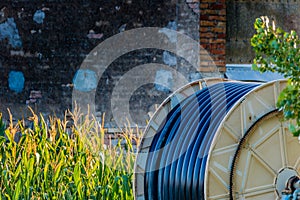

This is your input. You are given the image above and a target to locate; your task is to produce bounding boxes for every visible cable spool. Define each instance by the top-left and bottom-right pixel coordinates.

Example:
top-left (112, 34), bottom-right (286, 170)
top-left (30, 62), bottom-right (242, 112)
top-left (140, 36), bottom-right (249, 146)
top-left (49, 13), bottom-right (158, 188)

top-left (134, 79), bottom-right (300, 200)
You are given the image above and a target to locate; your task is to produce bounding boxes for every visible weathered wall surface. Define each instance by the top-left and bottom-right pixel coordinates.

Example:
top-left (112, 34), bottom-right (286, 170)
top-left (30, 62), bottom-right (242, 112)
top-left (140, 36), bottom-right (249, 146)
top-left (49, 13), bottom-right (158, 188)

top-left (226, 0), bottom-right (300, 64)
top-left (3, 0), bottom-right (299, 127)
top-left (0, 0), bottom-right (202, 127)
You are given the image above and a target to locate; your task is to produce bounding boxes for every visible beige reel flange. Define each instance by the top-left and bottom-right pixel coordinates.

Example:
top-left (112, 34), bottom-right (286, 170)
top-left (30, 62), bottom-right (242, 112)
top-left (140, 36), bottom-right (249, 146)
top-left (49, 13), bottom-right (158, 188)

top-left (205, 80), bottom-right (300, 199)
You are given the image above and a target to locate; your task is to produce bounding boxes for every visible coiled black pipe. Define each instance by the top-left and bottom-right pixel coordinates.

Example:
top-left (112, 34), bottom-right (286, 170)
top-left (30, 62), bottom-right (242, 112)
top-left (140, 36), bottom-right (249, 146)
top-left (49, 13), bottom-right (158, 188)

top-left (145, 82), bottom-right (260, 200)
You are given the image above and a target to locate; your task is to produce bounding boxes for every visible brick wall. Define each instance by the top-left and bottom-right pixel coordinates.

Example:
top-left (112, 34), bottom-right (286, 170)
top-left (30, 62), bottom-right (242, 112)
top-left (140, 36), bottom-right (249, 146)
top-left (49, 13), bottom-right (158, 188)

top-left (0, 0), bottom-right (203, 128)
top-left (199, 0), bottom-right (226, 72)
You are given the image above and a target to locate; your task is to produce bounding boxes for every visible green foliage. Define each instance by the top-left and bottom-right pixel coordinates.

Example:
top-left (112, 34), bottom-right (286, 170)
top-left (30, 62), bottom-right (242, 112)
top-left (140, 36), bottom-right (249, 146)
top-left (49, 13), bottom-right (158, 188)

top-left (0, 109), bottom-right (140, 199)
top-left (0, 114), bottom-right (5, 137)
top-left (251, 16), bottom-right (300, 136)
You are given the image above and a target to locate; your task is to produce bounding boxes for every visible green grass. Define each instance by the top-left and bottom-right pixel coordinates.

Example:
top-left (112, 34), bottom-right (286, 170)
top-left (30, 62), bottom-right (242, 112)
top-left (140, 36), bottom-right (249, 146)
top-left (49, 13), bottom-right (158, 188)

top-left (0, 108), bottom-right (141, 200)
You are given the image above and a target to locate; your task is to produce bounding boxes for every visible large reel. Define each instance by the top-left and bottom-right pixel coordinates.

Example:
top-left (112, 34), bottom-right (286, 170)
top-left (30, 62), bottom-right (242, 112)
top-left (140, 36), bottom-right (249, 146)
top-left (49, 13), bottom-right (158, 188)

top-left (134, 79), bottom-right (300, 200)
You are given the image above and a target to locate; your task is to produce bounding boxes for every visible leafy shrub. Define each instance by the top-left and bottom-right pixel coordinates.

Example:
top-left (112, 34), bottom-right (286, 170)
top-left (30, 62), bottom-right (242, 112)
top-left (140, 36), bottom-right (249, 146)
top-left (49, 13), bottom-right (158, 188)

top-left (251, 16), bottom-right (300, 136)
top-left (0, 108), bottom-right (140, 199)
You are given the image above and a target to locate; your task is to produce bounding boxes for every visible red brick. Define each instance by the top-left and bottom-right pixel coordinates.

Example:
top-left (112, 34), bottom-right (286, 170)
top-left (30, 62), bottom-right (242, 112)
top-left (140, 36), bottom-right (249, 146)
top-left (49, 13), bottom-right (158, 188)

top-left (200, 3), bottom-right (209, 9)
top-left (210, 44), bottom-right (219, 49)
top-left (211, 27), bottom-right (225, 33)
top-left (199, 0), bottom-right (226, 72)
top-left (210, 3), bottom-right (225, 10)
top-left (218, 33), bottom-right (226, 39)
top-left (200, 27), bottom-right (210, 32)
top-left (200, 14), bottom-right (209, 20)
top-left (201, 32), bottom-right (215, 38)
top-left (212, 60), bottom-right (226, 66)
top-left (200, 43), bottom-right (211, 49)
top-left (209, 38), bottom-right (226, 44)
top-left (200, 54), bottom-right (214, 61)
top-left (214, 55), bottom-right (226, 61)
top-left (219, 9), bottom-right (226, 15)
top-left (217, 22), bottom-right (226, 27)
top-left (200, 39), bottom-right (226, 49)
top-left (201, 0), bottom-right (218, 3)
top-left (219, 67), bottom-right (226, 72)
top-left (200, 48), bottom-right (209, 53)
top-left (200, 20), bottom-right (216, 27)
top-left (216, 44), bottom-right (226, 49)
top-left (200, 9), bottom-right (219, 15)
top-left (199, 61), bottom-right (213, 66)
top-left (210, 49), bottom-right (225, 55)
top-left (200, 38), bottom-right (210, 43)
top-left (209, 15), bottom-right (226, 21)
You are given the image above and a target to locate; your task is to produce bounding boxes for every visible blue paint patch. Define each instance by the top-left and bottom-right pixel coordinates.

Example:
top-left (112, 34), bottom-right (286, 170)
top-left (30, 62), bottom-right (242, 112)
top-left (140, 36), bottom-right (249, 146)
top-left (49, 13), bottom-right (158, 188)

top-left (189, 72), bottom-right (202, 82)
top-left (0, 18), bottom-right (22, 48)
top-left (155, 70), bottom-right (173, 92)
top-left (8, 71), bottom-right (25, 93)
top-left (158, 21), bottom-right (177, 43)
top-left (73, 69), bottom-right (98, 92)
top-left (163, 51), bottom-right (177, 66)
top-left (166, 21), bottom-right (177, 30)
top-left (33, 10), bottom-right (45, 24)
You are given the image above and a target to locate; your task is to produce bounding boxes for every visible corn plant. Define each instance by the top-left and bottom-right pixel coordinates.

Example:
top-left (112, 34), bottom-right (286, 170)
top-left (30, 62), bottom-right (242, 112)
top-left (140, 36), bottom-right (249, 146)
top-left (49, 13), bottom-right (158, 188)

top-left (0, 108), bottom-right (141, 199)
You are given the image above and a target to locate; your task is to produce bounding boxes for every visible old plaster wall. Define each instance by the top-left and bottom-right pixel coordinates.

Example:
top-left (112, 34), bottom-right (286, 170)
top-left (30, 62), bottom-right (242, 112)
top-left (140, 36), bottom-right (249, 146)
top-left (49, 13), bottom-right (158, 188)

top-left (0, 0), bottom-right (201, 127)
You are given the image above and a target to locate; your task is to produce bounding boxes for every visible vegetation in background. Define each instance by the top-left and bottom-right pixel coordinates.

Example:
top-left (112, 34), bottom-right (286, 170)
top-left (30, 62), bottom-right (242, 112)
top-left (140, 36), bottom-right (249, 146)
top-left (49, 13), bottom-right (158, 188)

top-left (0, 107), bottom-right (141, 199)
top-left (251, 16), bottom-right (300, 136)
